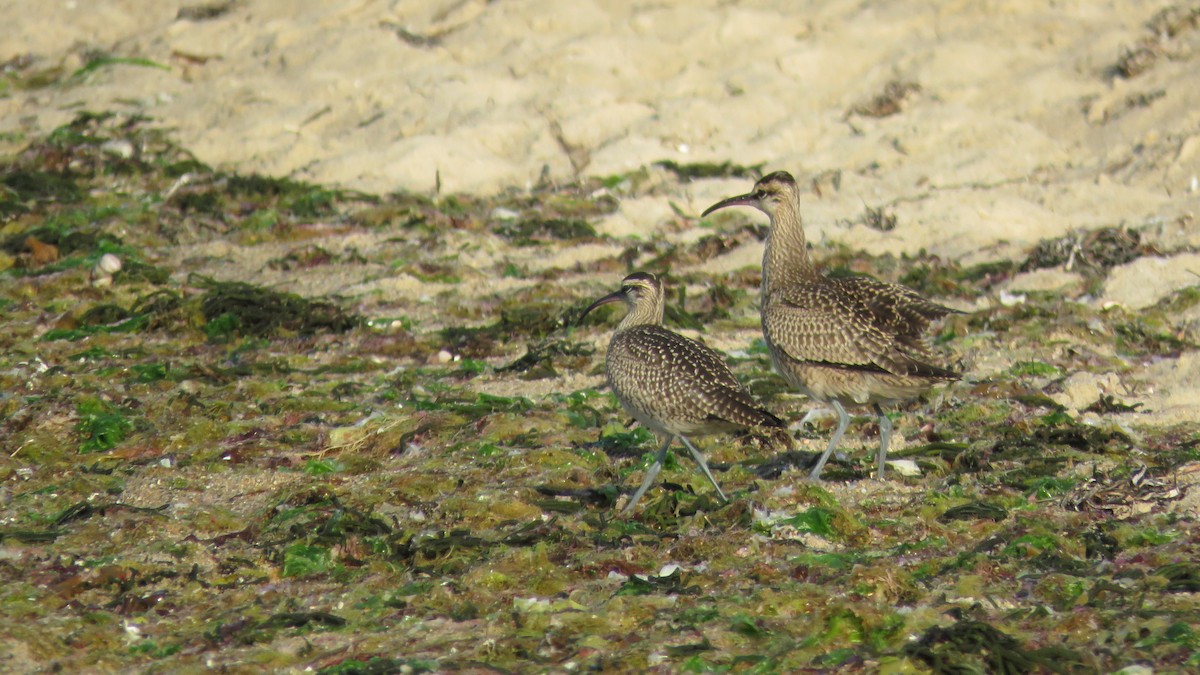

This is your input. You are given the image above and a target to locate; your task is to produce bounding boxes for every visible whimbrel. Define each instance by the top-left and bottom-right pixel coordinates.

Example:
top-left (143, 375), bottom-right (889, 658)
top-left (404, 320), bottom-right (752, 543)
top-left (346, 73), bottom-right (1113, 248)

top-left (702, 171), bottom-right (960, 480)
top-left (580, 272), bottom-right (788, 514)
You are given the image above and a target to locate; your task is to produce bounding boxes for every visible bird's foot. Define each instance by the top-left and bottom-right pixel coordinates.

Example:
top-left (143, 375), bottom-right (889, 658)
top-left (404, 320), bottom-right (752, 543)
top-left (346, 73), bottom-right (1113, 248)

top-left (794, 406), bottom-right (836, 428)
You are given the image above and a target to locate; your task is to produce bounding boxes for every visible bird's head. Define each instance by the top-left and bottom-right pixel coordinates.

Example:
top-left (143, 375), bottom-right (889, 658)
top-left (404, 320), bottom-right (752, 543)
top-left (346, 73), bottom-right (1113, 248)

top-left (579, 272), bottom-right (663, 324)
top-left (701, 171), bottom-right (798, 219)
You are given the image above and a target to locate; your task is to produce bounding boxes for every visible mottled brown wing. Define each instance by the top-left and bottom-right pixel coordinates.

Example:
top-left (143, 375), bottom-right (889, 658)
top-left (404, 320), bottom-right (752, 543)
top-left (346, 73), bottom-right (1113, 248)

top-left (765, 281), bottom-right (956, 378)
top-left (834, 275), bottom-right (960, 338)
top-left (834, 275), bottom-right (964, 362)
top-left (611, 326), bottom-right (784, 428)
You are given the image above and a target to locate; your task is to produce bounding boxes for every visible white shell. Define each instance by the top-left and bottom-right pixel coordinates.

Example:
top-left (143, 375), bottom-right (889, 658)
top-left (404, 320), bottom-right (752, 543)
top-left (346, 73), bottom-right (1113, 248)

top-left (95, 253), bottom-right (122, 275)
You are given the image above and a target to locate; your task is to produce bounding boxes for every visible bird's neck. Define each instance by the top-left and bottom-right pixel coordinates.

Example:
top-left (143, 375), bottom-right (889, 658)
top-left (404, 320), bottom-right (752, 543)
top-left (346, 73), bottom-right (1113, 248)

top-left (762, 202), bottom-right (817, 299)
top-left (618, 301), bottom-right (664, 331)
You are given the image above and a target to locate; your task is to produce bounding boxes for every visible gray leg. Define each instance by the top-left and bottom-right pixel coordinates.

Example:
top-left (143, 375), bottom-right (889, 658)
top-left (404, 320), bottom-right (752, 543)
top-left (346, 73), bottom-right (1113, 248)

top-left (678, 436), bottom-right (728, 504)
top-left (809, 399), bottom-right (850, 481)
top-left (874, 403), bottom-right (891, 480)
top-left (620, 435), bottom-right (673, 516)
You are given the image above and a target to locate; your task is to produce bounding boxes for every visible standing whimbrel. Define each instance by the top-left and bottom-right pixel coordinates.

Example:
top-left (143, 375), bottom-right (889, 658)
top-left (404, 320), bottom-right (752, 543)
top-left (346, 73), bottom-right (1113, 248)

top-left (580, 272), bottom-right (788, 514)
top-left (702, 171), bottom-right (961, 480)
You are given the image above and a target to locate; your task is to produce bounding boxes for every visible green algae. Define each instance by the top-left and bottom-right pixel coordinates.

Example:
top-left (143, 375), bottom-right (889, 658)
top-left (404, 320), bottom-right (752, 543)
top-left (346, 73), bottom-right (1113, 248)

top-left (904, 620), bottom-right (1086, 674)
top-left (938, 501), bottom-right (1008, 522)
top-left (653, 159), bottom-right (764, 180)
top-left (75, 397), bottom-right (135, 453)
top-left (193, 275), bottom-right (361, 339)
top-left (68, 55), bottom-right (170, 84)
top-left (1022, 226), bottom-right (1147, 274)
top-left (496, 216), bottom-right (597, 246)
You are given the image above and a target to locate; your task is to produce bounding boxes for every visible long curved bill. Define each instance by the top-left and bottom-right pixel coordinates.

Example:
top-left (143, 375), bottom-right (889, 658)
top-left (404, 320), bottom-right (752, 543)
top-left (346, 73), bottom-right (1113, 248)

top-left (701, 192), bottom-right (757, 217)
top-left (578, 289), bottom-right (626, 325)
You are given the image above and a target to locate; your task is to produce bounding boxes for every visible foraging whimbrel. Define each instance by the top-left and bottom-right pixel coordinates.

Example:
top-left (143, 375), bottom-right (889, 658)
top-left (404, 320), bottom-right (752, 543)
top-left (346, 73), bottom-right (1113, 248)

top-left (580, 272), bottom-right (788, 514)
top-left (702, 171), bottom-right (960, 480)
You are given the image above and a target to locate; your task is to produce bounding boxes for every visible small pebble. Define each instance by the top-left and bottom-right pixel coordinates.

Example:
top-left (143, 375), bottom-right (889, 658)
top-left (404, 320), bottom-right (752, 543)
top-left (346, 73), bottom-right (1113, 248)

top-left (887, 459), bottom-right (922, 477)
top-left (101, 139), bottom-right (135, 159)
top-left (998, 290), bottom-right (1026, 307)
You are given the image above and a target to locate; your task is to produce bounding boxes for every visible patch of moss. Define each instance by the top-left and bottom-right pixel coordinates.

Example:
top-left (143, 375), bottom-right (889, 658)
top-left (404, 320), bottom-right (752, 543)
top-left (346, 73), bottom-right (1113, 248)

top-left (193, 274), bottom-right (361, 339)
top-left (495, 217), bottom-right (597, 246)
top-left (938, 501), bottom-right (1008, 522)
top-left (904, 620), bottom-right (1085, 673)
top-left (899, 257), bottom-right (1018, 299)
top-left (1008, 360), bottom-right (1064, 378)
top-left (0, 170), bottom-right (85, 219)
top-left (225, 174), bottom-right (360, 218)
top-left (1022, 226), bottom-right (1147, 274)
top-left (498, 337), bottom-right (596, 380)
top-left (75, 397), bottom-right (135, 453)
top-left (68, 54), bottom-right (169, 84)
top-left (653, 159), bottom-right (763, 180)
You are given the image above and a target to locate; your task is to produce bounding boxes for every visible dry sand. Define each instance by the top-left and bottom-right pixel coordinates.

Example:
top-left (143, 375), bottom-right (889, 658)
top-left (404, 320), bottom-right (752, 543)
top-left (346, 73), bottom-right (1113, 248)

top-left (3, 0), bottom-right (1200, 422)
